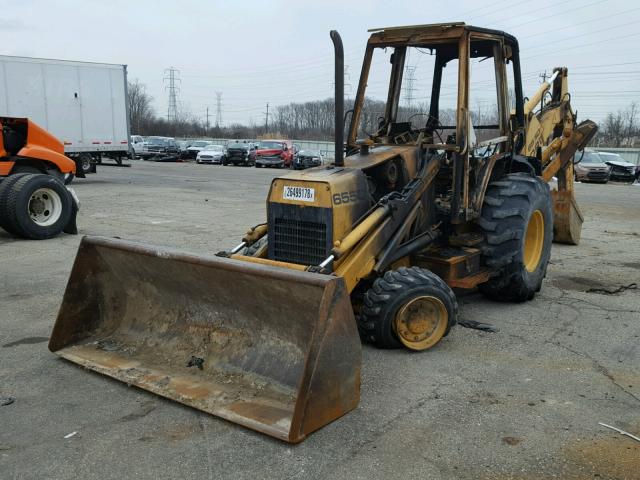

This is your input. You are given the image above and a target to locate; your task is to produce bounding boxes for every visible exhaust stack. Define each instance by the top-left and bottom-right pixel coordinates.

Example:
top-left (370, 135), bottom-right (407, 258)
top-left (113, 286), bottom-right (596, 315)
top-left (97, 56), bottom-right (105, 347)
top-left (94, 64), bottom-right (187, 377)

top-left (330, 30), bottom-right (344, 167)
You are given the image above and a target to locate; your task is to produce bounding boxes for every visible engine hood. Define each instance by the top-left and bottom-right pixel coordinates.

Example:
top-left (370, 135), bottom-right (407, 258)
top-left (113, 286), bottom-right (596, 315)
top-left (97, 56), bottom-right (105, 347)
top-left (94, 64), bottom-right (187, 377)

top-left (577, 162), bottom-right (609, 169)
top-left (605, 160), bottom-right (635, 168)
top-left (257, 148), bottom-right (283, 156)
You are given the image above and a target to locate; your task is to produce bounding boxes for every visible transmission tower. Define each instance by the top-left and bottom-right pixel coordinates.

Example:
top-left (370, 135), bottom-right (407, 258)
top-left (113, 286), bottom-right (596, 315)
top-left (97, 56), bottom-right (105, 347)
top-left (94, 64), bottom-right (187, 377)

top-left (403, 65), bottom-right (417, 110)
top-left (215, 91), bottom-right (223, 127)
top-left (331, 64), bottom-right (352, 96)
top-left (163, 67), bottom-right (181, 122)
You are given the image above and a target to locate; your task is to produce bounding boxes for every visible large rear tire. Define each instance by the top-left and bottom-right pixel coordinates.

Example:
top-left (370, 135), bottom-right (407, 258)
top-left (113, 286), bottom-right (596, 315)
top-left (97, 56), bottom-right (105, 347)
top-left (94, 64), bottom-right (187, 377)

top-left (477, 173), bottom-right (553, 302)
top-left (0, 174), bottom-right (31, 235)
top-left (0, 174), bottom-right (72, 240)
top-left (358, 267), bottom-right (458, 351)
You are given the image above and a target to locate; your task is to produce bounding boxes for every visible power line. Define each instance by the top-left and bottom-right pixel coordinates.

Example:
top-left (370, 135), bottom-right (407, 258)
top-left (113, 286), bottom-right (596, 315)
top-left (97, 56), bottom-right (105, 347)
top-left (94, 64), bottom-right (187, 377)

top-left (464, 0), bottom-right (531, 23)
top-left (525, 20), bottom-right (638, 52)
top-left (524, 31), bottom-right (640, 60)
top-left (506, 0), bottom-right (607, 30)
top-left (518, 6), bottom-right (640, 41)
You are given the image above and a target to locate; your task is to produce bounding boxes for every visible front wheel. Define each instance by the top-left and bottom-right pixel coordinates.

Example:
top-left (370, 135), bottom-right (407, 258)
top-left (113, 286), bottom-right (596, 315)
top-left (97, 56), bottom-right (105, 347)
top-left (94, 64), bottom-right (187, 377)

top-left (478, 173), bottom-right (553, 302)
top-left (358, 267), bottom-right (458, 351)
top-left (0, 174), bottom-right (72, 239)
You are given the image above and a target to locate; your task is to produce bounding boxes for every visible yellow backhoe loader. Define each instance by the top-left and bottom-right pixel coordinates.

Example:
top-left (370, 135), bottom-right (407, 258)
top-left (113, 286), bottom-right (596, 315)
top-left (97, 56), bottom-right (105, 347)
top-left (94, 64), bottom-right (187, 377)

top-left (49, 23), bottom-right (596, 443)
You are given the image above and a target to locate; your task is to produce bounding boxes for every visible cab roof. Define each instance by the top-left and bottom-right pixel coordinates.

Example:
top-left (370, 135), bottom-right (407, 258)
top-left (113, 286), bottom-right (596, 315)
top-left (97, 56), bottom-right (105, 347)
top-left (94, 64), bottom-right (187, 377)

top-left (366, 22), bottom-right (518, 48)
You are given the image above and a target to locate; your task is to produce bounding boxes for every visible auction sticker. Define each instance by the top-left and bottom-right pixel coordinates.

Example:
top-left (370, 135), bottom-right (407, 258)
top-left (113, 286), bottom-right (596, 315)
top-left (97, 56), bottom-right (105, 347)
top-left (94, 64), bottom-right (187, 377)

top-left (283, 185), bottom-right (315, 202)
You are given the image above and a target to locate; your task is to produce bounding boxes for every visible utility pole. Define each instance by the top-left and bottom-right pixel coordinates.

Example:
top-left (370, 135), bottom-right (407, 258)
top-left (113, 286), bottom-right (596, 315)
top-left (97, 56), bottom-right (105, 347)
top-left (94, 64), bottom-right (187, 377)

top-left (264, 102), bottom-right (269, 133)
top-left (206, 107), bottom-right (210, 133)
top-left (163, 67), bottom-right (181, 123)
top-left (215, 91), bottom-right (223, 128)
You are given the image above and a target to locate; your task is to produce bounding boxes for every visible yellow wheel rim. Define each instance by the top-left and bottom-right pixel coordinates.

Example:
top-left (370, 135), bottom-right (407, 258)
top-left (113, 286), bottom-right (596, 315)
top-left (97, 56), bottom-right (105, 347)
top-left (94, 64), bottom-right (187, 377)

top-left (394, 296), bottom-right (448, 351)
top-left (524, 209), bottom-right (544, 272)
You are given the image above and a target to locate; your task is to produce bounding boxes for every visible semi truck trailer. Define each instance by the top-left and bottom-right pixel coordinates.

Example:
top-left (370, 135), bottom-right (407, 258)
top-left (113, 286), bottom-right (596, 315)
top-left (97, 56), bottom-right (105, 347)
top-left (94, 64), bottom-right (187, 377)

top-left (0, 54), bottom-right (131, 179)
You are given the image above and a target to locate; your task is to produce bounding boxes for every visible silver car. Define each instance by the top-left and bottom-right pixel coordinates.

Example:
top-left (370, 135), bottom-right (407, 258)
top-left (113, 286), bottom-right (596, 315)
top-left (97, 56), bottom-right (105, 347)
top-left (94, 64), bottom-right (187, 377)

top-left (574, 151), bottom-right (610, 183)
top-left (196, 144), bottom-right (225, 164)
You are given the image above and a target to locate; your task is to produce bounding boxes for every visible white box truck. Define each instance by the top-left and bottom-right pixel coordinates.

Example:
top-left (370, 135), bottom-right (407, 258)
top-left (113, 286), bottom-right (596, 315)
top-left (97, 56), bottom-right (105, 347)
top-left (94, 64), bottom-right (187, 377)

top-left (0, 55), bottom-right (131, 177)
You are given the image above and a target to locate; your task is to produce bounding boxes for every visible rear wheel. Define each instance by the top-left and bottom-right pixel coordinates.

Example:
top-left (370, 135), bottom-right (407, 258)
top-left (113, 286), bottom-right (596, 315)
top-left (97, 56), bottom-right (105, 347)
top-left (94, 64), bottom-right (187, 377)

top-left (0, 174), bottom-right (31, 235)
top-left (478, 173), bottom-right (553, 302)
top-left (0, 174), bottom-right (72, 239)
top-left (358, 267), bottom-right (458, 350)
top-left (78, 153), bottom-right (93, 175)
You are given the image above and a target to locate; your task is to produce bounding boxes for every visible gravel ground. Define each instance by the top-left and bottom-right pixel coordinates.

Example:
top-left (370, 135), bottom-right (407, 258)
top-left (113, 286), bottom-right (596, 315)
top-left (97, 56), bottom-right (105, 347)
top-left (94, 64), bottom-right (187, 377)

top-left (1, 161), bottom-right (639, 480)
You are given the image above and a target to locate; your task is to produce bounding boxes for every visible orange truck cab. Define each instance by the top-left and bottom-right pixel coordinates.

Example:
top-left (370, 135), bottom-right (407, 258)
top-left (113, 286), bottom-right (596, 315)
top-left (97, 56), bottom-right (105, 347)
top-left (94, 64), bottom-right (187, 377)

top-left (0, 116), bottom-right (79, 239)
top-left (0, 116), bottom-right (77, 179)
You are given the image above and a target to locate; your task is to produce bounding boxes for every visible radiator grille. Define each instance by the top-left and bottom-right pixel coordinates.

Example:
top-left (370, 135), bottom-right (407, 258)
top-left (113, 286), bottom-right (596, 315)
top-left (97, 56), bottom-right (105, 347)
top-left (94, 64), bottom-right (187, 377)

top-left (273, 218), bottom-right (327, 265)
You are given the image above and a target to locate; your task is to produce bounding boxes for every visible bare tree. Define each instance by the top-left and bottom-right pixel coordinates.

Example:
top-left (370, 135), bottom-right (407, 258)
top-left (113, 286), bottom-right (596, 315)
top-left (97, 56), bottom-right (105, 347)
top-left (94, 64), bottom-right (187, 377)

top-left (601, 111), bottom-right (625, 147)
top-left (127, 79), bottom-right (154, 134)
top-left (623, 101), bottom-right (638, 147)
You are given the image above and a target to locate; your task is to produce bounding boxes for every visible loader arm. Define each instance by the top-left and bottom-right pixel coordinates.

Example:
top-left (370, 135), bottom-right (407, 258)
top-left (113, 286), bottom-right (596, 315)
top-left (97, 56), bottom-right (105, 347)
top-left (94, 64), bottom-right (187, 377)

top-left (330, 156), bottom-right (441, 293)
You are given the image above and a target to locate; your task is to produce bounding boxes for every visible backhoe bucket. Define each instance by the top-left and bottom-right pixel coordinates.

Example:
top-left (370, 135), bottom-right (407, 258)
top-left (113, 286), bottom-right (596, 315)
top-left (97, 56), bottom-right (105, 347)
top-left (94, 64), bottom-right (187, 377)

top-left (49, 236), bottom-right (361, 443)
top-left (552, 189), bottom-right (583, 245)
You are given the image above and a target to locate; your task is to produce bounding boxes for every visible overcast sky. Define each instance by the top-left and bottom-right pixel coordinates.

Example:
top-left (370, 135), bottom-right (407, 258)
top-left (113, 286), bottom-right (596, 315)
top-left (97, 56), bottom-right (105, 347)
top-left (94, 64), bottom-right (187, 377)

top-left (2, 0), bottom-right (639, 127)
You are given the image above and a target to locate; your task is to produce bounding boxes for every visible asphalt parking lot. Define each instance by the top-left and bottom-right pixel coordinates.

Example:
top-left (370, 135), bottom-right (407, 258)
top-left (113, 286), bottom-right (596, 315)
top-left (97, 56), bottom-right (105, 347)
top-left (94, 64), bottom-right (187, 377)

top-left (1, 161), bottom-right (639, 480)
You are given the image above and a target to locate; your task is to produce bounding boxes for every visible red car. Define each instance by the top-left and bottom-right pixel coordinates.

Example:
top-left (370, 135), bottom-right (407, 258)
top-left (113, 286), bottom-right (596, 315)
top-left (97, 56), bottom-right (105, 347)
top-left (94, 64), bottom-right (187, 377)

top-left (255, 139), bottom-right (294, 168)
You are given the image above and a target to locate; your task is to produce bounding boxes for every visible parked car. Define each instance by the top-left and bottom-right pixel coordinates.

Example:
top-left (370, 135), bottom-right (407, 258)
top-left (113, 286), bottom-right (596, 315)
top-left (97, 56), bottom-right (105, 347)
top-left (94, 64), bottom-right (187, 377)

top-left (255, 139), bottom-right (294, 168)
top-left (130, 135), bottom-right (145, 157)
top-left (574, 151), bottom-right (610, 183)
top-left (142, 136), bottom-right (181, 160)
top-left (177, 140), bottom-right (191, 154)
top-left (597, 151), bottom-right (636, 182)
top-left (224, 142), bottom-right (256, 166)
top-left (196, 144), bottom-right (225, 164)
top-left (293, 150), bottom-right (323, 169)
top-left (184, 140), bottom-right (213, 160)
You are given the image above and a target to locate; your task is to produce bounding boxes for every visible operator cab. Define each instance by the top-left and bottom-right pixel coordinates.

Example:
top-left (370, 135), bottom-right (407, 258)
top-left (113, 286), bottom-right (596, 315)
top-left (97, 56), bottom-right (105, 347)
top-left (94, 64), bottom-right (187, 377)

top-left (345, 23), bottom-right (526, 221)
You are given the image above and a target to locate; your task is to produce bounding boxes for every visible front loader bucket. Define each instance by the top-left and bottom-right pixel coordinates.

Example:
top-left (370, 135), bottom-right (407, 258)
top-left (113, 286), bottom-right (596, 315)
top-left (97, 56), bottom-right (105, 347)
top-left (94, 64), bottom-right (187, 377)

top-left (49, 236), bottom-right (361, 443)
top-left (552, 189), bottom-right (583, 245)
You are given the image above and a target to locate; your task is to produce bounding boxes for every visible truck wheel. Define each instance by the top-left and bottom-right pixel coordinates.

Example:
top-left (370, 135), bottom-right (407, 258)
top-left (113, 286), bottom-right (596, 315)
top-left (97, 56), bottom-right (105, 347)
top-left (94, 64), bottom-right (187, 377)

top-left (1, 174), bottom-right (72, 240)
top-left (0, 174), bottom-right (31, 235)
top-left (78, 154), bottom-right (93, 175)
top-left (478, 173), bottom-right (553, 302)
top-left (358, 266), bottom-right (458, 350)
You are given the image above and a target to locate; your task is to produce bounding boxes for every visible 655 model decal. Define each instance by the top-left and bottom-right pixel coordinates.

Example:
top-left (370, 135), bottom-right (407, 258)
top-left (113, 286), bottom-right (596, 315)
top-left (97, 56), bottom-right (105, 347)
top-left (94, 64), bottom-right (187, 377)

top-left (332, 190), bottom-right (367, 205)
